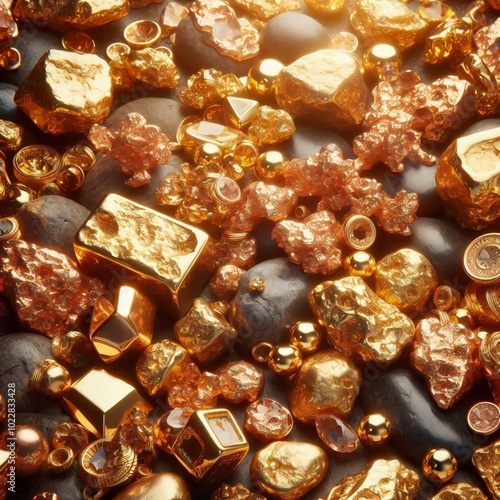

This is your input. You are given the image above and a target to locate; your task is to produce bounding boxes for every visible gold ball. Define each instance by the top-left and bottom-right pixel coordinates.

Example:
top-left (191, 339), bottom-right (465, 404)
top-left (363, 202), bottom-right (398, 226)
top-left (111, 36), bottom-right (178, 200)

top-left (422, 448), bottom-right (458, 484)
top-left (362, 43), bottom-right (403, 79)
top-left (247, 58), bottom-right (284, 97)
top-left (28, 359), bottom-right (72, 398)
top-left (289, 322), bottom-right (323, 356)
top-left (358, 414), bottom-right (391, 446)
top-left (254, 151), bottom-right (287, 183)
top-left (194, 143), bottom-right (223, 166)
top-left (449, 308), bottom-right (475, 330)
top-left (267, 344), bottom-right (303, 376)
top-left (7, 425), bottom-right (50, 477)
top-left (344, 251), bottom-right (377, 278)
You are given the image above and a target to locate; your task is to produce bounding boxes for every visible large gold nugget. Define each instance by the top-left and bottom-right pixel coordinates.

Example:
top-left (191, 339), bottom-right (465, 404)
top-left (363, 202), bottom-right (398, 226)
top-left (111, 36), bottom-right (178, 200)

top-left (436, 123), bottom-right (500, 230)
top-left (14, 50), bottom-right (112, 135)
top-left (309, 277), bottom-right (415, 364)
top-left (288, 349), bottom-right (361, 425)
top-left (350, 0), bottom-right (429, 52)
top-left (325, 459), bottom-right (420, 499)
top-left (14, 0), bottom-right (129, 31)
top-left (74, 194), bottom-right (211, 318)
top-left (472, 439), bottom-right (500, 498)
top-left (275, 50), bottom-right (369, 129)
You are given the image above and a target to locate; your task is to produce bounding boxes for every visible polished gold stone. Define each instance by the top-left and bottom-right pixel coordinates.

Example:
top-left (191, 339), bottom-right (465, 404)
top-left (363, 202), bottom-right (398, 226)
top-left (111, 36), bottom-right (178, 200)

top-left (247, 58), bottom-right (284, 98)
top-left (375, 249), bottom-right (438, 316)
top-left (350, 0), bottom-right (429, 52)
top-left (254, 150), bottom-right (287, 183)
top-left (112, 472), bottom-right (191, 500)
top-left (276, 50), bottom-right (369, 129)
top-left (28, 359), bottom-right (72, 398)
top-left (248, 106), bottom-right (295, 147)
top-left (227, 0), bottom-right (300, 21)
top-left (267, 344), bottom-right (302, 376)
top-left (344, 251), bottom-right (377, 279)
top-left (74, 194), bottom-right (211, 317)
top-left (305, 0), bottom-right (345, 14)
top-left (472, 439), bottom-right (500, 498)
top-left (62, 367), bottom-right (152, 438)
top-left (124, 20), bottom-right (161, 49)
top-left (14, 50), bottom-right (112, 135)
top-left (325, 459), bottom-right (420, 499)
top-left (423, 19), bottom-right (473, 65)
top-left (13, 144), bottom-right (61, 191)
top-left (250, 441), bottom-right (328, 499)
top-left (0, 119), bottom-right (22, 150)
top-left (89, 285), bottom-right (155, 363)
top-left (309, 277), bottom-right (415, 364)
top-left (127, 47), bottom-right (180, 89)
top-left (430, 483), bottom-right (488, 500)
top-left (289, 321), bottom-right (323, 356)
top-left (13, 0), bottom-right (129, 30)
top-left (435, 123), bottom-right (500, 230)
top-left (61, 31), bottom-right (96, 54)
top-left (173, 408), bottom-right (249, 485)
top-left (288, 349), bottom-right (361, 425)
top-left (362, 43), bottom-right (403, 80)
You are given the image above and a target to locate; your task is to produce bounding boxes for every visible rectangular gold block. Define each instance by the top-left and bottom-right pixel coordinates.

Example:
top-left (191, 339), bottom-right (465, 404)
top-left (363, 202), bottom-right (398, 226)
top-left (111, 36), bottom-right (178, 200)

top-left (61, 367), bottom-right (152, 438)
top-left (74, 193), bottom-right (211, 317)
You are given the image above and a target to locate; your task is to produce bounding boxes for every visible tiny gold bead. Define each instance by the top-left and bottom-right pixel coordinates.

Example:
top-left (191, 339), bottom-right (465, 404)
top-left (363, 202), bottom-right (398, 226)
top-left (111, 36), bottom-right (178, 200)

top-left (289, 322), bottom-right (323, 356)
top-left (362, 43), bottom-right (403, 80)
top-left (194, 143), bottom-right (224, 166)
top-left (247, 58), bottom-right (284, 97)
top-left (422, 448), bottom-right (458, 484)
top-left (358, 413), bottom-right (391, 446)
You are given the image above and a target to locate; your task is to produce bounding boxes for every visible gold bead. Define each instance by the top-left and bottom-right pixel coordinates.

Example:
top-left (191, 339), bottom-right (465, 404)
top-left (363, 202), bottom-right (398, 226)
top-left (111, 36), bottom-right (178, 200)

top-left (344, 251), bottom-right (377, 278)
top-left (362, 43), bottom-right (403, 80)
top-left (294, 205), bottom-right (311, 219)
top-left (247, 58), bottom-right (284, 97)
top-left (289, 321), bottom-right (323, 356)
top-left (358, 413), bottom-right (391, 446)
top-left (422, 448), bottom-right (457, 484)
top-left (267, 344), bottom-right (303, 376)
top-left (45, 446), bottom-right (74, 474)
top-left (28, 359), bottom-right (72, 398)
top-left (194, 143), bottom-right (224, 166)
top-left (342, 214), bottom-right (377, 250)
top-left (124, 20), bottom-right (162, 49)
top-left (10, 425), bottom-right (50, 477)
top-left (254, 151), bottom-right (287, 183)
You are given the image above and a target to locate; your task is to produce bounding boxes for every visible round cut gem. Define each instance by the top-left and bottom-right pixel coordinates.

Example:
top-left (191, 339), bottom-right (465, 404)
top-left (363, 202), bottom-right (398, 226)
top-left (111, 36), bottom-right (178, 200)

top-left (315, 414), bottom-right (359, 453)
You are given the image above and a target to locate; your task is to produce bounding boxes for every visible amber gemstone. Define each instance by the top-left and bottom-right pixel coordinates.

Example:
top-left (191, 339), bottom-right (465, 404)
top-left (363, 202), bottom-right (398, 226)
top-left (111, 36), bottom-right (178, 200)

top-left (315, 414), bottom-right (359, 453)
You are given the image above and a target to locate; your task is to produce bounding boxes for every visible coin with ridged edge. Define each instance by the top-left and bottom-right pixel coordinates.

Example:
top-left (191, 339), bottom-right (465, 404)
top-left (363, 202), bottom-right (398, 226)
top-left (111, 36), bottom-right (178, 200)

top-left (463, 233), bottom-right (500, 285)
top-left (467, 401), bottom-right (500, 435)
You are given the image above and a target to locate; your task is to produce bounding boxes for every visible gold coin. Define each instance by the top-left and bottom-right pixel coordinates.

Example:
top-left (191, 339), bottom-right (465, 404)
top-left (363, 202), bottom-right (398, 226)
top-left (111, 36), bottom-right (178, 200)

top-left (467, 401), bottom-right (500, 435)
top-left (463, 233), bottom-right (500, 285)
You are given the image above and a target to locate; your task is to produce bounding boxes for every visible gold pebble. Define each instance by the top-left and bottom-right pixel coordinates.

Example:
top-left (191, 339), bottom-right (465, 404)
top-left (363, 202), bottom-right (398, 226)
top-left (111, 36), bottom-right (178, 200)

top-left (248, 277), bottom-right (265, 292)
top-left (344, 251), bottom-right (377, 278)
top-left (422, 448), bottom-right (458, 484)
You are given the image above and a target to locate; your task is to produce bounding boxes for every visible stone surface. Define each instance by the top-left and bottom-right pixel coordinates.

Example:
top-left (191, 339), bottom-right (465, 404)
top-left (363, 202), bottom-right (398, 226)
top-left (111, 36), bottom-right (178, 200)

top-left (16, 195), bottom-right (90, 258)
top-left (229, 257), bottom-right (316, 352)
top-left (361, 369), bottom-right (480, 465)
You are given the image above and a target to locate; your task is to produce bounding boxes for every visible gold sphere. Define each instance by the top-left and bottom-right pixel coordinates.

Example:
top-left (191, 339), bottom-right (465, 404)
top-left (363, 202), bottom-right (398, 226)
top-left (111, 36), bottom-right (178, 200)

top-left (254, 151), bottom-right (287, 183)
top-left (28, 359), bottom-right (72, 398)
top-left (422, 448), bottom-right (458, 484)
top-left (344, 251), bottom-right (377, 278)
top-left (267, 344), bottom-right (303, 376)
top-left (7, 425), bottom-right (50, 477)
top-left (194, 143), bottom-right (223, 166)
top-left (362, 43), bottom-right (403, 79)
top-left (357, 413), bottom-right (391, 446)
top-left (289, 322), bottom-right (323, 356)
top-left (247, 58), bottom-right (284, 97)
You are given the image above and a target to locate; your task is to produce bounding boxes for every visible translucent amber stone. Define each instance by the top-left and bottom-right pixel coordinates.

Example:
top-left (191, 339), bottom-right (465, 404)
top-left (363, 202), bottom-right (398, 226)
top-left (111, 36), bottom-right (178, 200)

top-left (210, 264), bottom-right (245, 300)
top-left (216, 360), bottom-right (264, 403)
top-left (247, 106), bottom-right (295, 147)
top-left (316, 414), bottom-right (359, 453)
top-left (52, 423), bottom-right (91, 456)
top-left (418, 1), bottom-right (456, 29)
top-left (244, 399), bottom-right (293, 442)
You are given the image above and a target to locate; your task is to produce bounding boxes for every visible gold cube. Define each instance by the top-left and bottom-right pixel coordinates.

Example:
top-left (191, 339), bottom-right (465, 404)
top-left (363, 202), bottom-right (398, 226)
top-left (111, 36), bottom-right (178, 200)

top-left (90, 285), bottom-right (155, 363)
top-left (173, 409), bottom-right (249, 485)
top-left (61, 367), bottom-right (152, 438)
top-left (74, 194), bottom-right (211, 317)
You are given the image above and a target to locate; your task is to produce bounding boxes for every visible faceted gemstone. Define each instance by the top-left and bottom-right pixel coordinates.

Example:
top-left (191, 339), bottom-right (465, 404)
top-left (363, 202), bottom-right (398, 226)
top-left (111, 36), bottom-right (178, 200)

top-left (127, 48), bottom-right (180, 89)
top-left (315, 414), bottom-right (359, 453)
top-left (160, 2), bottom-right (189, 35)
top-left (216, 360), bottom-right (264, 403)
top-left (52, 423), bottom-right (91, 456)
top-left (272, 210), bottom-right (344, 275)
top-left (210, 264), bottom-right (246, 300)
top-left (247, 105), bottom-right (295, 147)
top-left (244, 398), bottom-right (293, 442)
top-left (472, 439), bottom-right (500, 498)
top-left (0, 240), bottom-right (105, 338)
top-left (423, 19), bottom-right (473, 65)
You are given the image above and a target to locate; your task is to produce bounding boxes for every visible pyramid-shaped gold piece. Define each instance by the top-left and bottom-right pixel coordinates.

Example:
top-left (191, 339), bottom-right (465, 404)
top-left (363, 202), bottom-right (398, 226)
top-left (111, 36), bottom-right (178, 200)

top-left (223, 96), bottom-right (259, 129)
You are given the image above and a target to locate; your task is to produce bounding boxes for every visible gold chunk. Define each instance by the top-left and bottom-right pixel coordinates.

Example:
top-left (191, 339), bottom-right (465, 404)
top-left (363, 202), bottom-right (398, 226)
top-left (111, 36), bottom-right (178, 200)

top-left (74, 194), bottom-right (211, 317)
top-left (430, 483), bottom-right (488, 500)
top-left (89, 285), bottom-right (155, 363)
top-left (227, 0), bottom-right (300, 21)
top-left (423, 19), bottom-right (473, 65)
top-left (247, 106), bottom-right (295, 147)
top-left (127, 47), bottom-right (180, 89)
top-left (305, 0), bottom-right (344, 15)
top-left (14, 50), bottom-right (112, 135)
top-left (0, 119), bottom-right (23, 150)
top-left (112, 472), bottom-right (191, 500)
top-left (472, 439), bottom-right (500, 498)
top-left (173, 408), bottom-right (249, 485)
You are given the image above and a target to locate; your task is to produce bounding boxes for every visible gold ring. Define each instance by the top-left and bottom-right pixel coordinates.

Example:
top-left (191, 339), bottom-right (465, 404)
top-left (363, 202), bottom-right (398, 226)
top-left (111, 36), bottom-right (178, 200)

top-left (124, 20), bottom-right (162, 50)
top-left (46, 446), bottom-right (75, 473)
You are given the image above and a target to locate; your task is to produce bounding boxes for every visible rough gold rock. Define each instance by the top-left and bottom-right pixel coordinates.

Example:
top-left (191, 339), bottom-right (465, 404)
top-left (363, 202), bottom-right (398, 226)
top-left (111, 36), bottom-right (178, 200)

top-left (0, 119), bottom-right (22, 150)
top-left (305, 0), bottom-right (345, 15)
top-left (14, 50), bottom-right (112, 135)
top-left (325, 459), bottom-right (420, 499)
top-left (309, 277), bottom-right (415, 364)
top-left (435, 123), bottom-right (500, 230)
top-left (275, 50), bottom-right (369, 129)
top-left (472, 439), bottom-right (500, 498)
top-left (247, 105), bottom-right (295, 147)
top-left (375, 249), bottom-right (438, 316)
top-left (127, 48), bottom-right (180, 89)
top-left (250, 441), bottom-right (328, 499)
top-left (288, 349), bottom-right (361, 425)
top-left (349, 0), bottom-right (429, 52)
top-left (423, 19), bottom-right (473, 65)
top-left (13, 0), bottom-right (129, 31)
top-left (227, 0), bottom-right (300, 21)
top-left (430, 482), bottom-right (488, 500)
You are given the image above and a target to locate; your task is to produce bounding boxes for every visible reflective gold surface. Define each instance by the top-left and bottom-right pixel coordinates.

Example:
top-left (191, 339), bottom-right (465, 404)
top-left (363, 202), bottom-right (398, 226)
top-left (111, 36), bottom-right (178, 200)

top-left (309, 277), bottom-right (415, 364)
top-left (14, 50), bottom-right (112, 135)
top-left (227, 0), bottom-right (300, 20)
top-left (422, 448), bottom-right (457, 484)
top-left (472, 439), bottom-right (500, 498)
top-left (62, 367), bottom-right (152, 438)
top-left (250, 441), bottom-right (328, 499)
top-left (357, 414), bottom-right (391, 446)
top-left (479, 331), bottom-right (500, 404)
top-left (123, 20), bottom-right (161, 49)
top-left (325, 459), bottom-right (420, 500)
top-left (222, 96), bottom-right (259, 130)
top-left (463, 233), bottom-right (500, 285)
top-left (111, 472), bottom-right (191, 499)
top-left (45, 446), bottom-right (74, 474)
top-left (0, 119), bottom-right (22, 151)
top-left (28, 359), bottom-right (72, 399)
top-left (74, 194), bottom-right (211, 317)
top-left (465, 282), bottom-right (500, 328)
top-left (430, 483), bottom-right (488, 500)
top-left (13, 144), bottom-right (61, 191)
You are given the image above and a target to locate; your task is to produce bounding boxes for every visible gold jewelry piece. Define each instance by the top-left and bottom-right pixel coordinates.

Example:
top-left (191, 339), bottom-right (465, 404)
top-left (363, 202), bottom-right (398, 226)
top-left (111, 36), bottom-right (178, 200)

top-left (124, 20), bottom-right (162, 49)
top-left (463, 233), bottom-right (500, 285)
top-left (45, 446), bottom-right (74, 473)
top-left (28, 359), bottom-right (72, 398)
top-left (0, 217), bottom-right (20, 242)
top-left (342, 214), bottom-right (377, 250)
top-left (62, 31), bottom-right (96, 54)
top-left (13, 145), bottom-right (62, 191)
top-left (52, 330), bottom-right (94, 368)
top-left (62, 145), bottom-right (96, 172)
top-left (55, 164), bottom-right (85, 192)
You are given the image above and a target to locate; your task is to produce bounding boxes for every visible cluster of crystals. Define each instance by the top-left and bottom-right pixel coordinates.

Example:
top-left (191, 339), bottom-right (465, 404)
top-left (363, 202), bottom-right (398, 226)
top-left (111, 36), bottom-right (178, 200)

top-left (353, 71), bottom-right (476, 172)
top-left (88, 112), bottom-right (172, 187)
top-left (191, 0), bottom-right (259, 61)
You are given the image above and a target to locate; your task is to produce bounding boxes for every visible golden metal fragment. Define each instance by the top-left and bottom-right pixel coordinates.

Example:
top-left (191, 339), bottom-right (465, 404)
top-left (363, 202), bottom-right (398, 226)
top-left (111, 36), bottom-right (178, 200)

top-left (472, 439), bottom-right (500, 498)
top-left (0, 119), bottom-right (22, 151)
top-left (28, 359), bottom-right (72, 398)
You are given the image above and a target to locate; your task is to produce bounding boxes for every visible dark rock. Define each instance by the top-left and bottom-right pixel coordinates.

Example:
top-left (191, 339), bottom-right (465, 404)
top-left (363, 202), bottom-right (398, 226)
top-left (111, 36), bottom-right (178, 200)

top-left (0, 83), bottom-right (23, 123)
top-left (259, 12), bottom-right (330, 64)
top-left (361, 369), bottom-right (484, 466)
top-left (17, 406), bottom-right (72, 443)
top-left (174, 15), bottom-right (258, 76)
top-left (0, 333), bottom-right (54, 413)
top-left (229, 257), bottom-right (317, 352)
top-left (16, 196), bottom-right (90, 258)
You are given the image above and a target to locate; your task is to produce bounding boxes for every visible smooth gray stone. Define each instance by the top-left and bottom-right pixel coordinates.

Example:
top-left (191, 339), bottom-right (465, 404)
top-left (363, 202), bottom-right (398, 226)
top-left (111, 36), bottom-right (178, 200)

top-left (17, 406), bottom-right (72, 443)
top-left (16, 196), bottom-right (90, 258)
top-left (229, 257), bottom-right (316, 352)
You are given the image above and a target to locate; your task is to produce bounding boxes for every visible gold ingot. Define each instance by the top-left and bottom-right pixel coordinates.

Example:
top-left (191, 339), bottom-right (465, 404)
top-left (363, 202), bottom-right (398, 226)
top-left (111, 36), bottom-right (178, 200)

top-left (473, 439), bottom-right (500, 498)
top-left (74, 194), bottom-right (211, 318)
top-left (0, 119), bottom-right (23, 151)
top-left (124, 20), bottom-right (162, 49)
top-left (250, 441), bottom-right (328, 499)
top-left (135, 339), bottom-right (192, 397)
top-left (62, 145), bottom-right (96, 172)
top-left (61, 367), bottom-right (152, 438)
top-left (362, 43), bottom-right (403, 80)
top-left (309, 277), bottom-right (415, 364)
top-left (0, 47), bottom-right (21, 70)
top-left (375, 249), bottom-right (438, 316)
top-left (0, 217), bottom-right (20, 242)
top-left (14, 50), bottom-right (113, 135)
top-left (289, 321), bottom-right (323, 356)
top-left (222, 96), bottom-right (260, 130)
top-left (247, 58), bottom-right (284, 98)
top-left (326, 459), bottom-right (420, 499)
top-left (276, 50), bottom-right (369, 129)
top-left (13, 0), bottom-right (129, 31)
top-left (304, 0), bottom-right (344, 14)
top-left (173, 408), bottom-right (249, 485)
top-left (342, 214), bottom-right (377, 250)
top-left (62, 31), bottom-right (96, 54)
top-left (28, 359), bottom-right (72, 398)
top-left (45, 446), bottom-right (74, 474)
top-left (173, 298), bottom-right (237, 365)
top-left (111, 472), bottom-right (191, 500)
top-left (344, 251), bottom-right (377, 278)
top-left (254, 151), bottom-right (287, 183)
top-left (422, 449), bottom-right (458, 484)
top-left (55, 164), bottom-right (85, 192)
top-left (358, 414), bottom-right (391, 446)
top-left (436, 122), bottom-right (500, 230)
top-left (288, 349), bottom-right (361, 425)
top-left (89, 285), bottom-right (155, 364)
top-left (350, 0), bottom-right (429, 52)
